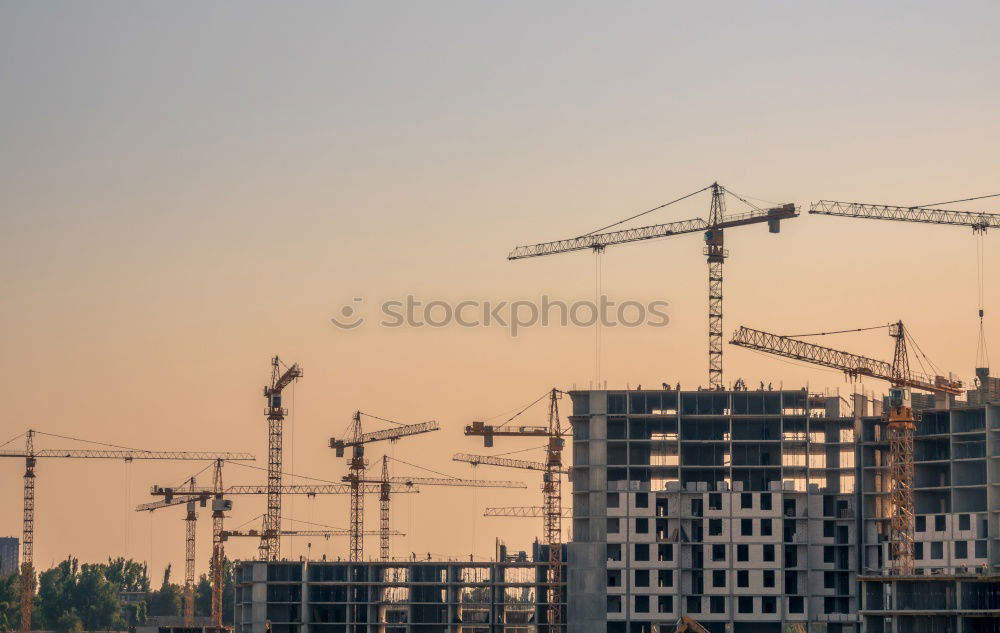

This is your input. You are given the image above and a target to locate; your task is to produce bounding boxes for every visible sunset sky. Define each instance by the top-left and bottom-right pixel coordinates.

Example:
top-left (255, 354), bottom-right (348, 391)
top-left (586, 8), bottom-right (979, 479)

top-left (1, 2), bottom-right (998, 582)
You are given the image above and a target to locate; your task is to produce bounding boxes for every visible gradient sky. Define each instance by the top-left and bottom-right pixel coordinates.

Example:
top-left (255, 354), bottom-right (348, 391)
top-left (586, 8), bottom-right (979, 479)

top-left (1, 2), bottom-right (998, 581)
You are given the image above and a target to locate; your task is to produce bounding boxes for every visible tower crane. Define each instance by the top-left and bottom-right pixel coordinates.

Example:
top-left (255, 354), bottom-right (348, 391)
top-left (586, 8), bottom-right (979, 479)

top-left (350, 455), bottom-right (527, 561)
top-left (137, 459), bottom-right (232, 628)
top-left (809, 199), bottom-right (999, 381)
top-left (0, 429), bottom-right (253, 633)
top-left (261, 356), bottom-right (303, 561)
top-left (329, 412), bottom-right (440, 562)
top-left (730, 322), bottom-right (963, 574)
top-left (458, 388), bottom-right (567, 632)
top-left (508, 183), bottom-right (797, 388)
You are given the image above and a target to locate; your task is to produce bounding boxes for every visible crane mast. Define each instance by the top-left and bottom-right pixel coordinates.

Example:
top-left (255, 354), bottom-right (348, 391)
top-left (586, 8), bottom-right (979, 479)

top-left (183, 480), bottom-right (198, 626)
top-left (705, 184), bottom-right (727, 388)
top-left (261, 356), bottom-right (302, 561)
top-left (380, 456), bottom-right (391, 562)
top-left (21, 431), bottom-right (35, 633)
top-left (209, 459), bottom-right (229, 628)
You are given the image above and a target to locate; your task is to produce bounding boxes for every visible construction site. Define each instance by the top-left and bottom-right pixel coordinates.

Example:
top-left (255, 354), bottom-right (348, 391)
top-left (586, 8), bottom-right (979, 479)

top-left (2, 186), bottom-right (999, 633)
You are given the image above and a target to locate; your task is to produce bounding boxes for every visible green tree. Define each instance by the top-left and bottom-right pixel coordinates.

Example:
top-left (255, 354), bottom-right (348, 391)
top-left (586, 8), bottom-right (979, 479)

top-left (36, 558), bottom-right (77, 630)
top-left (104, 558), bottom-right (149, 593)
top-left (147, 565), bottom-right (181, 618)
top-left (73, 564), bottom-right (123, 630)
top-left (54, 609), bottom-right (82, 633)
top-left (0, 573), bottom-right (20, 632)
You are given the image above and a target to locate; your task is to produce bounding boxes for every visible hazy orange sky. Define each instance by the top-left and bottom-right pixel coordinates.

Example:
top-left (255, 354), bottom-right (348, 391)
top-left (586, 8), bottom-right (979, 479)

top-left (1, 3), bottom-right (998, 582)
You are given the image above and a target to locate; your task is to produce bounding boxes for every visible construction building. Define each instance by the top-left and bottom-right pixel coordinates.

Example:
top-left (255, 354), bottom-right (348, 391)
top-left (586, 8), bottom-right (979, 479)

top-left (567, 386), bottom-right (999, 633)
top-left (234, 544), bottom-right (563, 633)
top-left (231, 382), bottom-right (999, 633)
top-left (0, 537), bottom-right (18, 577)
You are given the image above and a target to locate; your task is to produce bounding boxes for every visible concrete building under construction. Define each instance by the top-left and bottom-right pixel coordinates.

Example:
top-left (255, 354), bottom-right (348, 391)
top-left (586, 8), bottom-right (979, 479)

top-left (234, 545), bottom-right (563, 633)
top-left (235, 381), bottom-right (999, 633)
top-left (567, 386), bottom-right (999, 633)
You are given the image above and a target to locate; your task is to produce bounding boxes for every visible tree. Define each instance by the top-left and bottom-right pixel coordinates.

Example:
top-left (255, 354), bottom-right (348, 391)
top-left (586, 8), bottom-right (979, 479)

top-left (146, 565), bottom-right (181, 618)
top-left (104, 558), bottom-right (149, 593)
top-left (31, 557), bottom-right (125, 631)
top-left (54, 610), bottom-right (82, 633)
top-left (73, 564), bottom-right (122, 631)
top-left (0, 573), bottom-right (20, 632)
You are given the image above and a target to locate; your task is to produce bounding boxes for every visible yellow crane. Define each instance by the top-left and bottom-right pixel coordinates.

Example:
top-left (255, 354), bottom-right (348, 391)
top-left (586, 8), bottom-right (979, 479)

top-left (261, 356), bottom-right (302, 561)
top-left (731, 321), bottom-right (962, 573)
top-left (137, 459), bottom-right (232, 628)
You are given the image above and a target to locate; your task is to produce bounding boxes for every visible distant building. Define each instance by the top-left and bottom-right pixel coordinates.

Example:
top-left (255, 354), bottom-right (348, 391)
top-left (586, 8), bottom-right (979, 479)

top-left (0, 537), bottom-right (18, 577)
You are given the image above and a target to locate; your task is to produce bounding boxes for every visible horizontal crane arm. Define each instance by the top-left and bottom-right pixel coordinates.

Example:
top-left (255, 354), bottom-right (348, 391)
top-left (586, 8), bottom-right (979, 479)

top-left (729, 326), bottom-right (963, 394)
top-left (453, 453), bottom-right (569, 474)
top-left (351, 476), bottom-right (527, 488)
top-left (484, 506), bottom-right (572, 518)
top-left (221, 529), bottom-right (401, 540)
top-left (464, 422), bottom-right (550, 437)
top-left (0, 449), bottom-right (254, 460)
top-left (330, 421), bottom-right (440, 451)
top-left (508, 206), bottom-right (797, 259)
top-left (148, 483), bottom-right (419, 498)
top-left (809, 200), bottom-right (1000, 231)
top-left (136, 496), bottom-right (205, 512)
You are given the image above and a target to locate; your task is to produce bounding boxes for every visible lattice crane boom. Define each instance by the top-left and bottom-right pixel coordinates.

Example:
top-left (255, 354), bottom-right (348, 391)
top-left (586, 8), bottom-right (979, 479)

top-left (329, 421), bottom-right (441, 452)
top-left (809, 200), bottom-right (1000, 231)
top-left (508, 184), bottom-right (797, 387)
top-left (452, 453), bottom-right (570, 474)
top-left (730, 325), bottom-right (963, 394)
top-left (145, 483), bottom-right (419, 503)
top-left (351, 474), bottom-right (528, 488)
top-left (484, 506), bottom-right (573, 518)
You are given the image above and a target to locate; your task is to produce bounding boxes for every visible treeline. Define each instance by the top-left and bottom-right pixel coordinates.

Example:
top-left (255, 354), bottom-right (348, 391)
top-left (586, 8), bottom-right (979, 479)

top-left (0, 557), bottom-right (235, 632)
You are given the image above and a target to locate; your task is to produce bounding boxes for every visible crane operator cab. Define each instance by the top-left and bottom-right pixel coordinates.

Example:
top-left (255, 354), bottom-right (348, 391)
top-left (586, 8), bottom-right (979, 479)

top-left (886, 386), bottom-right (915, 429)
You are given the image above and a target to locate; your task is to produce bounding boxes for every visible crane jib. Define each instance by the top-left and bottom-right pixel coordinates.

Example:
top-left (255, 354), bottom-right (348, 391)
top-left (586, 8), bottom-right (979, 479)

top-left (508, 205), bottom-right (797, 260)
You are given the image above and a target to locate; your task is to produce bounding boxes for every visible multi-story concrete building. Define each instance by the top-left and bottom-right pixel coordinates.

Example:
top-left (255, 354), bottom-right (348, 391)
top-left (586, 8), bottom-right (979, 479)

top-left (234, 546), bottom-right (564, 633)
top-left (235, 382), bottom-right (999, 633)
top-left (0, 537), bottom-right (18, 577)
top-left (567, 386), bottom-right (1000, 633)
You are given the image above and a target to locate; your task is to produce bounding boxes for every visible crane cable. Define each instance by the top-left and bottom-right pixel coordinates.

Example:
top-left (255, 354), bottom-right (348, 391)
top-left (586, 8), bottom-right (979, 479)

top-left (496, 390), bottom-right (551, 429)
top-left (387, 456), bottom-right (461, 480)
top-left (916, 193), bottom-right (1000, 208)
top-left (596, 248), bottom-right (603, 387)
top-left (577, 185), bottom-right (713, 238)
top-left (779, 324), bottom-right (891, 338)
top-left (976, 231), bottom-right (990, 369)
